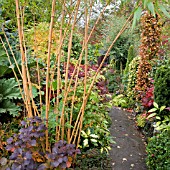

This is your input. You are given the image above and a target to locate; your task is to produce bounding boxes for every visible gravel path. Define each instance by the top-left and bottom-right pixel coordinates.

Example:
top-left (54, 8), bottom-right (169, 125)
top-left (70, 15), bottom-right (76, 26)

top-left (109, 107), bottom-right (147, 170)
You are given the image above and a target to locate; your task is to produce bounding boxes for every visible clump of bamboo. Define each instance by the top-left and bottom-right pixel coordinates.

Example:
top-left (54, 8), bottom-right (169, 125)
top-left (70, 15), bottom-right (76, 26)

top-left (2, 0), bottom-right (132, 152)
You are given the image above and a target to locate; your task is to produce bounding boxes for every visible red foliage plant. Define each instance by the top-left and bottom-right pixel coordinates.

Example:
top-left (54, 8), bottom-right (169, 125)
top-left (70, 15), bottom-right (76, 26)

top-left (141, 84), bottom-right (154, 109)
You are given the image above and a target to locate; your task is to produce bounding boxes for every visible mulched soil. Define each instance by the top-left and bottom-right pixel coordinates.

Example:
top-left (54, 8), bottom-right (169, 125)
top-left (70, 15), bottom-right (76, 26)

top-left (109, 107), bottom-right (148, 170)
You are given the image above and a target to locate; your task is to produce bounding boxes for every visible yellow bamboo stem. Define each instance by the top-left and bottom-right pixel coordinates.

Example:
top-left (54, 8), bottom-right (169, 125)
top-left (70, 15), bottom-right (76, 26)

top-left (76, 0), bottom-right (89, 147)
top-left (58, 0), bottom-right (81, 141)
top-left (20, 7), bottom-right (39, 117)
top-left (15, 0), bottom-right (32, 118)
top-left (70, 13), bottom-right (133, 146)
top-left (45, 0), bottom-right (56, 151)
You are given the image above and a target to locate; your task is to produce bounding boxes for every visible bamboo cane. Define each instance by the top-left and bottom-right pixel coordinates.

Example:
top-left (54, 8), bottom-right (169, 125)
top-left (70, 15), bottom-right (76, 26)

top-left (45, 0), bottom-right (56, 151)
top-left (15, 0), bottom-right (32, 118)
top-left (57, 0), bottom-right (81, 141)
top-left (70, 13), bottom-right (133, 146)
top-left (76, 0), bottom-right (89, 147)
top-left (20, 6), bottom-right (39, 117)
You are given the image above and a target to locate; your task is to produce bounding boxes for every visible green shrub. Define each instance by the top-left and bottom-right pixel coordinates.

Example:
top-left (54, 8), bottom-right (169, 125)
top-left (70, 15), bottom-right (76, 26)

top-left (112, 94), bottom-right (128, 108)
top-left (154, 64), bottom-right (170, 117)
top-left (102, 16), bottom-right (138, 72)
top-left (104, 68), bottom-right (122, 93)
top-left (136, 114), bottom-right (147, 128)
top-left (123, 45), bottom-right (135, 90)
top-left (124, 45), bottom-right (135, 76)
top-left (126, 55), bottom-right (140, 107)
top-left (146, 130), bottom-right (170, 170)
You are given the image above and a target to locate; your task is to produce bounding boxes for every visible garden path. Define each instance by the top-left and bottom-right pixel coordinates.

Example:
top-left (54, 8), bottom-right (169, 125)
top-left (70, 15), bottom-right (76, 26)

top-left (109, 107), bottom-right (147, 170)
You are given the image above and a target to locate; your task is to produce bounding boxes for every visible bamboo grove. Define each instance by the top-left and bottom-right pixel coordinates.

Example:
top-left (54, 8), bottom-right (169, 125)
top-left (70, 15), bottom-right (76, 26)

top-left (0, 0), bottom-right (132, 151)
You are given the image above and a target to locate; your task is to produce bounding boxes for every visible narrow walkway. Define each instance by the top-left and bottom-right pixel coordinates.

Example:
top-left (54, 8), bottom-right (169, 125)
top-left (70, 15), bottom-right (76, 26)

top-left (109, 107), bottom-right (147, 170)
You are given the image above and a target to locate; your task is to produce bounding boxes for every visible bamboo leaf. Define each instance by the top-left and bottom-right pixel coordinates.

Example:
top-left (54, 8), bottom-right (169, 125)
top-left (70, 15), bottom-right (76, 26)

top-left (158, 4), bottom-right (170, 18)
top-left (144, 0), bottom-right (148, 8)
top-left (147, 1), bottom-right (155, 17)
top-left (132, 7), bottom-right (142, 30)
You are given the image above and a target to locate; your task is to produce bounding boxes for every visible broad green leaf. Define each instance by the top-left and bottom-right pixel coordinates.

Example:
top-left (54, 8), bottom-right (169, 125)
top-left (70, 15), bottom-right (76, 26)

top-left (156, 121), bottom-right (161, 126)
top-left (100, 148), bottom-right (104, 153)
top-left (65, 122), bottom-right (73, 128)
top-left (90, 139), bottom-right (98, 143)
top-left (83, 139), bottom-right (89, 147)
top-left (0, 78), bottom-right (21, 99)
top-left (158, 4), bottom-right (170, 18)
top-left (32, 86), bottom-right (38, 98)
top-left (148, 107), bottom-right (157, 113)
top-left (81, 131), bottom-right (88, 138)
top-left (0, 66), bottom-right (10, 77)
top-left (0, 100), bottom-right (21, 117)
top-left (132, 7), bottom-right (142, 29)
top-left (147, 113), bottom-right (157, 119)
top-left (144, 0), bottom-right (148, 8)
top-left (147, 1), bottom-right (155, 17)
top-left (52, 81), bottom-right (57, 91)
top-left (164, 115), bottom-right (170, 121)
top-left (156, 116), bottom-right (161, 120)
top-left (160, 105), bottom-right (166, 112)
top-left (87, 128), bottom-right (91, 136)
top-left (153, 102), bottom-right (159, 109)
top-left (90, 134), bottom-right (99, 138)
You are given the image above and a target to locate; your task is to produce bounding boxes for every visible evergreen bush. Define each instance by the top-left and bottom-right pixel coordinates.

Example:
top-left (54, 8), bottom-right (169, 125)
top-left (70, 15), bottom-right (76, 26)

top-left (123, 45), bottom-right (135, 89)
top-left (124, 45), bottom-right (135, 76)
top-left (154, 64), bottom-right (170, 117)
top-left (126, 56), bottom-right (140, 107)
top-left (146, 130), bottom-right (170, 170)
